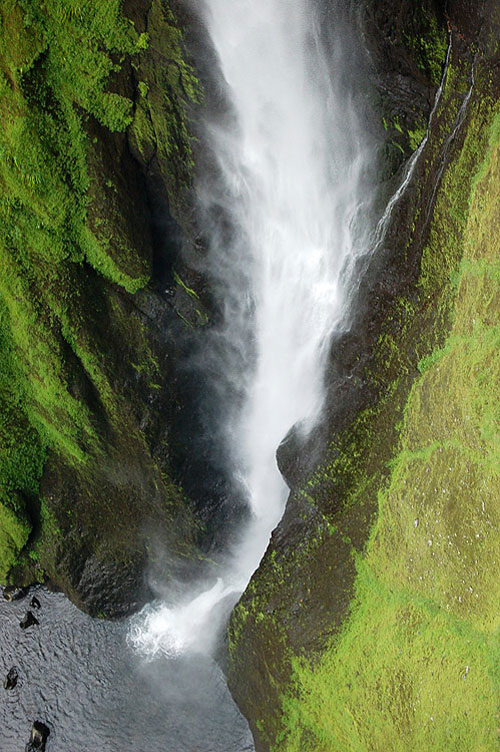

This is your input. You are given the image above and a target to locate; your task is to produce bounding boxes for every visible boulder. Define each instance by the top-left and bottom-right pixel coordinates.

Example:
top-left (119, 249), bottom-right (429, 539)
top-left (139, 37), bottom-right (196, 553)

top-left (25, 721), bottom-right (50, 751)
top-left (20, 611), bottom-right (39, 630)
top-left (3, 585), bottom-right (26, 602)
top-left (3, 667), bottom-right (18, 690)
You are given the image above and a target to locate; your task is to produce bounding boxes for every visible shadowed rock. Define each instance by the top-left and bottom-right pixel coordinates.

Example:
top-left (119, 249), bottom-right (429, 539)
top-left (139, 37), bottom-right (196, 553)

top-left (20, 611), bottom-right (39, 630)
top-left (4, 667), bottom-right (18, 690)
top-left (3, 586), bottom-right (26, 602)
top-left (25, 721), bottom-right (50, 751)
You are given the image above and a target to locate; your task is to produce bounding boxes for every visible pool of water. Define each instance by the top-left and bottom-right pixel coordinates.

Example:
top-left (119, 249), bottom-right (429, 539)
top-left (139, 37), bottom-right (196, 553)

top-left (0, 586), bottom-right (254, 752)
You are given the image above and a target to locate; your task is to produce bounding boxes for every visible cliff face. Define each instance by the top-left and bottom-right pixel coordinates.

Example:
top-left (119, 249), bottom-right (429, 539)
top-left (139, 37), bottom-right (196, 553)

top-left (227, 1), bottom-right (500, 749)
top-left (1, 0), bottom-right (498, 744)
top-left (0, 0), bottom-right (212, 617)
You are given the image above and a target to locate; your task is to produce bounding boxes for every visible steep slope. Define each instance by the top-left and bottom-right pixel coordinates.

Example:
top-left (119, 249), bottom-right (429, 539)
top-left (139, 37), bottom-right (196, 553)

top-left (0, 0), bottom-right (208, 616)
top-left (227, 1), bottom-right (500, 748)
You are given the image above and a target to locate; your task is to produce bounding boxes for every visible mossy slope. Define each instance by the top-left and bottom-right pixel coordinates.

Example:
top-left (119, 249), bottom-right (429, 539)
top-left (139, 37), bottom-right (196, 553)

top-left (277, 105), bottom-right (500, 752)
top-left (228, 4), bottom-right (500, 749)
top-left (0, 0), bottom-right (204, 614)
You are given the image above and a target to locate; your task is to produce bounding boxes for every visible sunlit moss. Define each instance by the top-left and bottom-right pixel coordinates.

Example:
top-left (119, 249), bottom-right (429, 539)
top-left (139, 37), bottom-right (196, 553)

top-left (274, 104), bottom-right (500, 752)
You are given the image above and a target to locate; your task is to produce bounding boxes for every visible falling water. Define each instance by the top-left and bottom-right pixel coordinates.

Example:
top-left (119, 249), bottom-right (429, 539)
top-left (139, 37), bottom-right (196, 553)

top-left (130, 0), bottom-right (375, 657)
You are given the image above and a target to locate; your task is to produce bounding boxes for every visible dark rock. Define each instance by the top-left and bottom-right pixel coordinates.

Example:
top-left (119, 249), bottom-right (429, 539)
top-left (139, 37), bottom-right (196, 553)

top-left (4, 667), bottom-right (18, 690)
top-left (25, 721), bottom-right (50, 752)
top-left (3, 585), bottom-right (27, 602)
top-left (30, 596), bottom-right (41, 610)
top-left (20, 611), bottom-right (39, 630)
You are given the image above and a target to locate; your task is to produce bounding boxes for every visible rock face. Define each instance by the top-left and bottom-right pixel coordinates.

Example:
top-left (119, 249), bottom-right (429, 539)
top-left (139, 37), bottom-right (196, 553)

top-left (0, 0), bottom-right (217, 617)
top-left (227, 1), bottom-right (500, 749)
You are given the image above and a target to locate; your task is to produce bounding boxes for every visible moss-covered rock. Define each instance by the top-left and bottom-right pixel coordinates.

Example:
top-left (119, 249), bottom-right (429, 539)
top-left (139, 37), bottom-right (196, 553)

top-left (275, 107), bottom-right (500, 752)
top-left (227, 2), bottom-right (500, 749)
top-left (0, 0), bottom-right (208, 615)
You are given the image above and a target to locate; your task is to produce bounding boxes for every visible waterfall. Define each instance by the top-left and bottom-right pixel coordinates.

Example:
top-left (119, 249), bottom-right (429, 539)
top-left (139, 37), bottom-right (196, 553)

top-left (129, 0), bottom-right (375, 658)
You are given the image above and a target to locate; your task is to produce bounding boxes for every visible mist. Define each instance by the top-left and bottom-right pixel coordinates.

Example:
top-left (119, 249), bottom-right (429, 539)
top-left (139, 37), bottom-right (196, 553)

top-left (130, 0), bottom-right (378, 659)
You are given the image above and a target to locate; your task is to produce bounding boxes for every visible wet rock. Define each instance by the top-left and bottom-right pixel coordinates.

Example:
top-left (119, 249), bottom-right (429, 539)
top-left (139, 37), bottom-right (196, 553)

top-left (20, 611), bottom-right (39, 630)
top-left (30, 596), bottom-right (41, 610)
top-left (25, 721), bottom-right (50, 751)
top-left (4, 667), bottom-right (18, 690)
top-left (3, 585), bottom-right (27, 602)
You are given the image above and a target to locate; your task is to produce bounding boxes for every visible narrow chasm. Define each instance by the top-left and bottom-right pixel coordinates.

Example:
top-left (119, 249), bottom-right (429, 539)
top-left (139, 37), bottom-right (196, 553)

top-left (0, 0), bottom-right (498, 751)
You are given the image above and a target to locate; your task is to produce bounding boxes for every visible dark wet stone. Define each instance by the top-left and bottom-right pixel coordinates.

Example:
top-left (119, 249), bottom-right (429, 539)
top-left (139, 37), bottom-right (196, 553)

top-left (3, 586), bottom-right (27, 602)
top-left (30, 596), bottom-right (41, 610)
top-left (4, 667), bottom-right (18, 690)
top-left (25, 721), bottom-right (50, 751)
top-left (20, 611), bottom-right (39, 630)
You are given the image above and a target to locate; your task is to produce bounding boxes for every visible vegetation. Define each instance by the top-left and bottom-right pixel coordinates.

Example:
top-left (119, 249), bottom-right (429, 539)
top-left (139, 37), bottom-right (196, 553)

top-left (403, 11), bottom-right (448, 86)
top-left (0, 0), bottom-right (199, 588)
top-left (274, 98), bottom-right (500, 752)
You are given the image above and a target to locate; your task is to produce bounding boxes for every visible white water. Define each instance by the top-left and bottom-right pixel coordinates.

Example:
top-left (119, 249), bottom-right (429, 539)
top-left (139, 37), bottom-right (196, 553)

top-left (130, 0), bottom-right (375, 658)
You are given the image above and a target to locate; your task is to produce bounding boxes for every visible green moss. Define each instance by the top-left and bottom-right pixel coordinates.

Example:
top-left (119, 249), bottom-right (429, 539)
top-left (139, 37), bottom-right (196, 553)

top-left (403, 12), bottom-right (448, 86)
top-left (174, 270), bottom-right (200, 299)
top-left (281, 578), bottom-right (498, 752)
top-left (0, 0), bottom-right (148, 481)
top-left (273, 101), bottom-right (500, 752)
top-left (80, 226), bottom-right (150, 294)
top-left (0, 490), bottom-right (32, 580)
top-left (0, 0), bottom-right (199, 583)
top-left (138, 80), bottom-right (149, 98)
top-left (408, 125), bottom-right (427, 151)
top-left (128, 0), bottom-right (201, 206)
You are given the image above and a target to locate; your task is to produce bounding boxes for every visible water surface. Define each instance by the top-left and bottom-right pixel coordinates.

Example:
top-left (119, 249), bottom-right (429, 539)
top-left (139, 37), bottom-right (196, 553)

top-left (0, 587), bottom-right (254, 752)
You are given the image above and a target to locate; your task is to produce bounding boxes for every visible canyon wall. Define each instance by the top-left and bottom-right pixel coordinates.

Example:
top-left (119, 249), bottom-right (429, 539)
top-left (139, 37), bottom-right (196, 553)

top-left (227, 1), bottom-right (500, 749)
top-left (0, 0), bottom-right (211, 616)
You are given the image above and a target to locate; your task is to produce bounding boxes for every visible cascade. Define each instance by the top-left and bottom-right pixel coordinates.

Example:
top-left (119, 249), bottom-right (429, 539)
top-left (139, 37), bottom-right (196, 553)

top-left (131, 0), bottom-right (375, 658)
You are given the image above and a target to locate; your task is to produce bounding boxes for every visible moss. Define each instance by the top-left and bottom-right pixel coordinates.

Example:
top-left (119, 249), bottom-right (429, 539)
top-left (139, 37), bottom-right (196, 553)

top-left (281, 581), bottom-right (498, 752)
top-left (0, 0), bottom-right (200, 589)
top-left (0, 0), bottom-right (148, 484)
top-left (403, 12), bottom-right (448, 86)
top-left (80, 226), bottom-right (150, 294)
top-left (0, 490), bottom-right (32, 581)
top-left (128, 0), bottom-right (201, 209)
top-left (408, 125), bottom-right (427, 151)
top-left (174, 270), bottom-right (200, 300)
top-left (273, 98), bottom-right (500, 752)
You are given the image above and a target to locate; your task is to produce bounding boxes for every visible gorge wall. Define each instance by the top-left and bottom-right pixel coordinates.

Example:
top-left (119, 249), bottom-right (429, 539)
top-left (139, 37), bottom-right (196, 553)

top-left (227, 1), bottom-right (500, 749)
top-left (0, 0), bottom-right (216, 617)
top-left (0, 0), bottom-right (498, 749)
